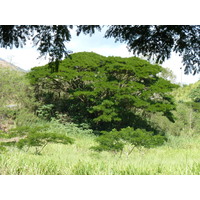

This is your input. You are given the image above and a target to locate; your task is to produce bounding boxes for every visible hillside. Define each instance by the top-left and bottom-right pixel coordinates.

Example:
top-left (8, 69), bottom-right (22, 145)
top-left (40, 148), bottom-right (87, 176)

top-left (172, 80), bottom-right (200, 102)
top-left (0, 58), bottom-right (26, 72)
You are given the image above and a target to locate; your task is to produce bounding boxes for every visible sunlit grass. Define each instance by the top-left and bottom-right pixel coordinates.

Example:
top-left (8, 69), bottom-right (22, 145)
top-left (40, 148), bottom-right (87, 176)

top-left (1, 133), bottom-right (200, 175)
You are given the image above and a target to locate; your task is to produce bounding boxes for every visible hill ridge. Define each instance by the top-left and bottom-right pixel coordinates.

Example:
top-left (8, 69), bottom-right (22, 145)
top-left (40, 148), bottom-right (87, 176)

top-left (0, 58), bottom-right (26, 72)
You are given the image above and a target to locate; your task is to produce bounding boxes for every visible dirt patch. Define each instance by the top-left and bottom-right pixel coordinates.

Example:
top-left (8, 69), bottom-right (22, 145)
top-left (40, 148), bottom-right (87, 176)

top-left (0, 136), bottom-right (25, 143)
top-left (0, 119), bottom-right (16, 132)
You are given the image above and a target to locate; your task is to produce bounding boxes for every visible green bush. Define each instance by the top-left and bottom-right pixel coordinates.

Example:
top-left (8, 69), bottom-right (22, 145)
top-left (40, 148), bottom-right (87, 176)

top-left (41, 118), bottom-right (93, 136)
top-left (1, 126), bottom-right (74, 155)
top-left (91, 127), bottom-right (166, 155)
top-left (36, 104), bottom-right (55, 120)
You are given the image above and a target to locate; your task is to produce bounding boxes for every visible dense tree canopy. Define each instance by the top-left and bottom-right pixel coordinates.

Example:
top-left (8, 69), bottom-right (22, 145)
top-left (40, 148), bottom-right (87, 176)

top-left (0, 25), bottom-right (199, 74)
top-left (28, 52), bottom-right (178, 134)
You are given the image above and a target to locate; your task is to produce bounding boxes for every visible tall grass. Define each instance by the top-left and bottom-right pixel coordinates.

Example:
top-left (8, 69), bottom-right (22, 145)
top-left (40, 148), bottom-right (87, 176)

top-left (1, 132), bottom-right (200, 175)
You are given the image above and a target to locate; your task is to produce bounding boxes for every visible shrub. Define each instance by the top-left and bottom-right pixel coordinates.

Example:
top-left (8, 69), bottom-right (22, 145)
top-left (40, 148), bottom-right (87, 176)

top-left (36, 104), bottom-right (55, 120)
top-left (0, 126), bottom-right (74, 155)
top-left (91, 127), bottom-right (166, 155)
top-left (47, 118), bottom-right (94, 136)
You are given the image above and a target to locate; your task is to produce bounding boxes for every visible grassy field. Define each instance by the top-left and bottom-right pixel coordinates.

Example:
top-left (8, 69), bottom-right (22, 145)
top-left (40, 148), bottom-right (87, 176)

top-left (1, 132), bottom-right (200, 175)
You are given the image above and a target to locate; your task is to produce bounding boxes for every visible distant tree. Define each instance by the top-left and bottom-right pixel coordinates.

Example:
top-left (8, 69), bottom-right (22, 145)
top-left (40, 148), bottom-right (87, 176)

top-left (158, 67), bottom-right (177, 83)
top-left (0, 25), bottom-right (199, 74)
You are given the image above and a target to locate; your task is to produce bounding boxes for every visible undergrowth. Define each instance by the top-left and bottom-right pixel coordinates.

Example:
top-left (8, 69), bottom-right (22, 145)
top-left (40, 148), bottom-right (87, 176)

top-left (1, 130), bottom-right (200, 175)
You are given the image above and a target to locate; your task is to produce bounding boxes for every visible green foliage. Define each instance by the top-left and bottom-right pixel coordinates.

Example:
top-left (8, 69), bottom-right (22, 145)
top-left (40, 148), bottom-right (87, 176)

top-left (103, 25), bottom-right (200, 74)
top-left (0, 68), bottom-right (36, 109)
top-left (14, 108), bottom-right (41, 127)
top-left (1, 126), bottom-right (74, 155)
top-left (172, 81), bottom-right (200, 103)
top-left (0, 145), bottom-right (6, 153)
top-left (28, 52), bottom-right (177, 134)
top-left (189, 83), bottom-right (200, 102)
top-left (91, 127), bottom-right (166, 154)
top-left (46, 118), bottom-right (94, 136)
top-left (150, 80), bottom-right (200, 136)
top-left (91, 129), bottom-right (125, 153)
top-left (150, 102), bottom-right (200, 136)
top-left (0, 25), bottom-right (73, 72)
top-left (0, 67), bottom-right (39, 129)
top-left (186, 102), bottom-right (200, 112)
top-left (36, 104), bottom-right (55, 120)
top-left (78, 25), bottom-right (200, 74)
top-left (158, 67), bottom-right (176, 83)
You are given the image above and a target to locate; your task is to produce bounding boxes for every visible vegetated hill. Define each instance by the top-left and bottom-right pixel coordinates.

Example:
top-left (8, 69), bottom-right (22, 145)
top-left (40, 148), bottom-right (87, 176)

top-left (0, 58), bottom-right (26, 72)
top-left (172, 80), bottom-right (200, 102)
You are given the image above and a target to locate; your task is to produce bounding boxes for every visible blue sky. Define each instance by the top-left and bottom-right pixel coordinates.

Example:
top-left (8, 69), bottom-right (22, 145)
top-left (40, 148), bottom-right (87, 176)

top-left (0, 27), bottom-right (199, 85)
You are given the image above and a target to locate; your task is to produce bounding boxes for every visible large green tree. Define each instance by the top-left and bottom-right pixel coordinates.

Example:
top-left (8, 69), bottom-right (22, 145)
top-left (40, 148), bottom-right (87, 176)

top-left (28, 52), bottom-right (178, 133)
top-left (0, 25), bottom-right (199, 74)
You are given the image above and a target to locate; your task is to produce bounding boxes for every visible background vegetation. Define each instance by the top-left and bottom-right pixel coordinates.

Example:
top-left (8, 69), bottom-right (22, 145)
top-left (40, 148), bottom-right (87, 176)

top-left (0, 52), bottom-right (200, 175)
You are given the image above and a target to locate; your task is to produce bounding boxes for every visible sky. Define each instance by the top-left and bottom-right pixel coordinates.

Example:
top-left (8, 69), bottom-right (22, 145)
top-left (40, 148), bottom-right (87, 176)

top-left (0, 27), bottom-right (199, 85)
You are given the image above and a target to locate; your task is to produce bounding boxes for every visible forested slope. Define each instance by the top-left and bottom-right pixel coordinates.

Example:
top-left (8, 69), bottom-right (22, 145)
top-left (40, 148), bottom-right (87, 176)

top-left (172, 81), bottom-right (200, 103)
